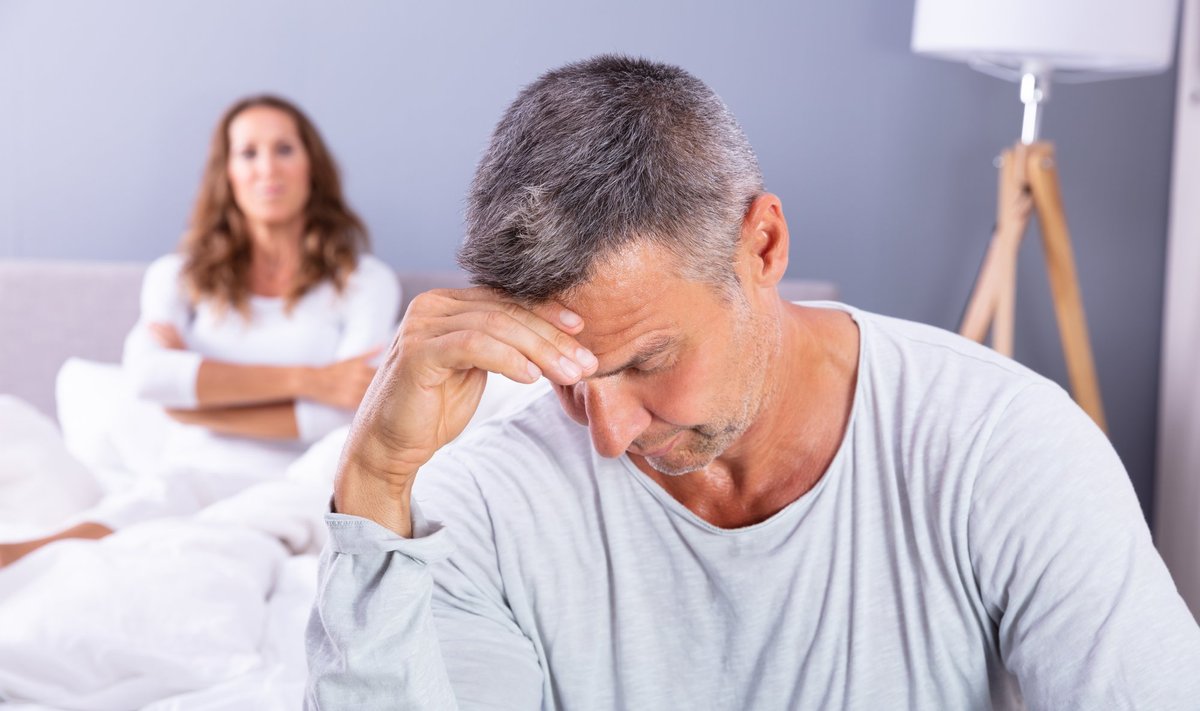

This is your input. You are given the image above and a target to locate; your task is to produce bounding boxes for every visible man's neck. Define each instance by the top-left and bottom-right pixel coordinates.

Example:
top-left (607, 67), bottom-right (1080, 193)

top-left (639, 303), bottom-right (860, 529)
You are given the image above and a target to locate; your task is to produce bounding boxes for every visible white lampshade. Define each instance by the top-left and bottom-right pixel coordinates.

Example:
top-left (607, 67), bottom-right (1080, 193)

top-left (912, 0), bottom-right (1179, 75)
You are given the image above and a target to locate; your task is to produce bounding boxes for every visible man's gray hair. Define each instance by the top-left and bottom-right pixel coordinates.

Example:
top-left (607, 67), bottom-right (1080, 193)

top-left (459, 54), bottom-right (764, 301)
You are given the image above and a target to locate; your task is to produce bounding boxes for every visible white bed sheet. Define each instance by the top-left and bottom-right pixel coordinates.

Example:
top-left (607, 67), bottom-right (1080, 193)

top-left (0, 540), bottom-right (319, 706)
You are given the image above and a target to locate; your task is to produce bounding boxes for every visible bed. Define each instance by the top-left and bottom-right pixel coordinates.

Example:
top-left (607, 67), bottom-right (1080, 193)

top-left (0, 258), bottom-right (837, 709)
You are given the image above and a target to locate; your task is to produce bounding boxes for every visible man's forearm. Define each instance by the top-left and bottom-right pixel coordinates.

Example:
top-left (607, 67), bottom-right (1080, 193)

top-left (333, 434), bottom-right (417, 537)
top-left (167, 401), bottom-right (300, 439)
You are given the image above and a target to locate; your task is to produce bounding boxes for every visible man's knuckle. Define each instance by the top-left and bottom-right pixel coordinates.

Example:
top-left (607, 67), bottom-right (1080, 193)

top-left (483, 310), bottom-right (513, 332)
top-left (550, 330), bottom-right (577, 353)
top-left (406, 292), bottom-right (434, 315)
top-left (459, 330), bottom-right (487, 351)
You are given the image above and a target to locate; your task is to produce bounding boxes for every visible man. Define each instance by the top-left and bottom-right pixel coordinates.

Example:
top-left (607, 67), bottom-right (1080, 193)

top-left (306, 56), bottom-right (1200, 709)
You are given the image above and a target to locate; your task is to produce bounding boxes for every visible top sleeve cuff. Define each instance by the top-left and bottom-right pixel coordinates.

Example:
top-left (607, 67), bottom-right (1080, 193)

top-left (126, 346), bottom-right (204, 408)
top-left (323, 500), bottom-right (453, 563)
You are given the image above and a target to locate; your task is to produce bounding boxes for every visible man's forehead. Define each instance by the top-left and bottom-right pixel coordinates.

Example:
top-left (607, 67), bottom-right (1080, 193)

top-left (563, 287), bottom-right (674, 357)
top-left (516, 240), bottom-right (725, 356)
top-left (558, 246), bottom-right (682, 333)
top-left (556, 254), bottom-right (725, 366)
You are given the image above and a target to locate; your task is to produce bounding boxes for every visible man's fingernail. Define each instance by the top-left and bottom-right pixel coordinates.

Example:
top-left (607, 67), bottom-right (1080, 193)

top-left (527, 362), bottom-right (542, 381)
top-left (560, 310), bottom-right (582, 328)
top-left (558, 356), bottom-right (582, 380)
top-left (576, 348), bottom-right (597, 370)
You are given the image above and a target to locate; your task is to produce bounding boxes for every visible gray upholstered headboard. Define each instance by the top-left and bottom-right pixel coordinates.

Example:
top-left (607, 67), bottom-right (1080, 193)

top-left (0, 259), bottom-right (837, 418)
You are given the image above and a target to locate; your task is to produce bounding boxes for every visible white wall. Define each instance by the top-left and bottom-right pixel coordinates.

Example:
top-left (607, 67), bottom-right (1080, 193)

top-left (1156, 0), bottom-right (1200, 621)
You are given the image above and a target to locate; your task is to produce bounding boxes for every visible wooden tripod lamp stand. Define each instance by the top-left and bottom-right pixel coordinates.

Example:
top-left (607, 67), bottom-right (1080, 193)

top-left (959, 139), bottom-right (1106, 431)
top-left (911, 0), bottom-right (1179, 433)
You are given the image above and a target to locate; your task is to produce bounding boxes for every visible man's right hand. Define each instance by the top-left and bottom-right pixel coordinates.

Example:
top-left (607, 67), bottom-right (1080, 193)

top-left (332, 287), bottom-right (598, 536)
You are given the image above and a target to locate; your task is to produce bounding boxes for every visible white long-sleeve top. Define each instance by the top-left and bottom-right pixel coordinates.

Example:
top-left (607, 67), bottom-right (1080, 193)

top-left (306, 304), bottom-right (1200, 710)
top-left (122, 253), bottom-right (400, 445)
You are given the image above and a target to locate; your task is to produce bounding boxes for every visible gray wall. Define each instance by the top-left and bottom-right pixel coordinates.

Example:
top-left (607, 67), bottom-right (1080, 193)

top-left (0, 1), bottom-right (1176, 522)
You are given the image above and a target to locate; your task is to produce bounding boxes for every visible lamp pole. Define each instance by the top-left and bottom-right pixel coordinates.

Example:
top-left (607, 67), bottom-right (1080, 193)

top-left (1020, 64), bottom-right (1049, 145)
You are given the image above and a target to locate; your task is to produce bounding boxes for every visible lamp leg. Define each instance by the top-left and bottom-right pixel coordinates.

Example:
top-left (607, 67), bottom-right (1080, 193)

top-left (1025, 143), bottom-right (1108, 432)
top-left (990, 143), bottom-right (1033, 356)
top-left (960, 238), bottom-right (1003, 343)
top-left (960, 144), bottom-right (1033, 352)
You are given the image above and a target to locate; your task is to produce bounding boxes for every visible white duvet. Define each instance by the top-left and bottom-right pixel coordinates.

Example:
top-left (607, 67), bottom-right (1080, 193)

top-left (0, 367), bottom-right (546, 710)
top-left (0, 393), bottom-right (340, 710)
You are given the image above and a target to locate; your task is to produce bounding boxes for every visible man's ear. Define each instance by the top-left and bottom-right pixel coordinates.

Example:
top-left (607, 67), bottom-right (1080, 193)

top-left (737, 193), bottom-right (789, 289)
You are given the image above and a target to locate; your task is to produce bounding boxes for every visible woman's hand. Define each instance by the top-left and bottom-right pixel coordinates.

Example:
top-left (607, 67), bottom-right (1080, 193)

top-left (334, 287), bottom-right (597, 536)
top-left (148, 322), bottom-right (186, 350)
top-left (302, 348), bottom-right (383, 410)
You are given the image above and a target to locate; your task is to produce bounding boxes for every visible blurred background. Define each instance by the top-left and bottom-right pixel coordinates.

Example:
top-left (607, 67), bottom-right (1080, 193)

top-left (0, 0), bottom-right (1178, 523)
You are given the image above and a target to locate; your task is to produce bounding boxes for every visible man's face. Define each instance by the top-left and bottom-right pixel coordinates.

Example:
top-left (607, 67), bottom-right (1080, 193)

top-left (552, 241), bottom-right (777, 476)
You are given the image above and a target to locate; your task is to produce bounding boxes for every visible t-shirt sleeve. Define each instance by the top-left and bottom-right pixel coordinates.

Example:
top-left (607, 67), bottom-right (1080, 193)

top-left (306, 458), bottom-right (545, 710)
top-left (968, 382), bottom-right (1200, 710)
top-left (121, 254), bottom-right (203, 408)
top-left (420, 448), bottom-right (547, 709)
top-left (294, 256), bottom-right (402, 443)
top-left (306, 506), bottom-right (460, 710)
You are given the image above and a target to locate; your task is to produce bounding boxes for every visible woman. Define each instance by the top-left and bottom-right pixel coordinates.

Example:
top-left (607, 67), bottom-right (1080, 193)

top-left (0, 95), bottom-right (399, 567)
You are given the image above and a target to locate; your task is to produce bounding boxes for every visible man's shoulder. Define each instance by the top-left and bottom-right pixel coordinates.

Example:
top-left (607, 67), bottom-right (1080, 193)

top-left (849, 305), bottom-right (1052, 396)
top-left (836, 304), bottom-right (1078, 462)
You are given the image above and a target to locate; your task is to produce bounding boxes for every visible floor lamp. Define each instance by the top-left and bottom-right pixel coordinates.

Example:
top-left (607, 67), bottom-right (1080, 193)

top-left (911, 0), bottom-right (1179, 433)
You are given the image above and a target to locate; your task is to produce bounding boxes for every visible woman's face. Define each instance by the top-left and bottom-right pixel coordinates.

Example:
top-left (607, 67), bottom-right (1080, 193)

top-left (225, 106), bottom-right (311, 229)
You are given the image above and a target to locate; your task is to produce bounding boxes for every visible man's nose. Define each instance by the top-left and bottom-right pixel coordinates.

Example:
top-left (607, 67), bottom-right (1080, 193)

top-left (580, 378), bottom-right (649, 458)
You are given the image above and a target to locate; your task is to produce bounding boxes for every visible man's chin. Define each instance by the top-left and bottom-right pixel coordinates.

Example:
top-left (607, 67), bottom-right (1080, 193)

top-left (643, 452), bottom-right (710, 477)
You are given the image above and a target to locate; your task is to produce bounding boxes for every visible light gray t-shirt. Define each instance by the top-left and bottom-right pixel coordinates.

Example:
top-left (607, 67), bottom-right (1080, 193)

top-left (306, 304), bottom-right (1200, 710)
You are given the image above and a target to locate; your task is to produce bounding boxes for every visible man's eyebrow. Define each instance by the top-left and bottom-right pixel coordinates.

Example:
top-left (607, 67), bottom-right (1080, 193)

top-left (589, 334), bottom-right (679, 379)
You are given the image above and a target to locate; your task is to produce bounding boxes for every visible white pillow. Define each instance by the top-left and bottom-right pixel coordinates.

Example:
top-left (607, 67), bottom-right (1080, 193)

top-left (55, 358), bottom-right (173, 494)
top-left (0, 395), bottom-right (101, 533)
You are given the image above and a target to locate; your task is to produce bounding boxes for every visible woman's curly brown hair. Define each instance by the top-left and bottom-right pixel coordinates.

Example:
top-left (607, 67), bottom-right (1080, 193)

top-left (180, 95), bottom-right (368, 315)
